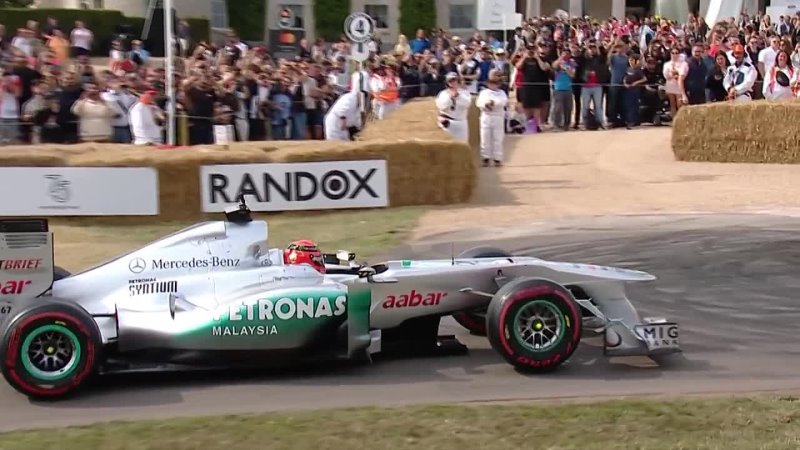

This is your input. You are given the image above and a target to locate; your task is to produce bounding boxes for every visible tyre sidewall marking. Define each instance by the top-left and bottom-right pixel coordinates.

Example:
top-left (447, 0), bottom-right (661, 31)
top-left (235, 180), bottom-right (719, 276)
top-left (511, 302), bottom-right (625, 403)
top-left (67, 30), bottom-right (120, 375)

top-left (3, 311), bottom-right (96, 397)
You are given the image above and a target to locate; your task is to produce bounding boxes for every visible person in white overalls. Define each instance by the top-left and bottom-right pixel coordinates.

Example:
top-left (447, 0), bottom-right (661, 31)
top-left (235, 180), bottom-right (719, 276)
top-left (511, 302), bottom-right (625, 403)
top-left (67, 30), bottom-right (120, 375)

top-left (475, 69), bottom-right (509, 167)
top-left (324, 90), bottom-right (361, 141)
top-left (724, 44), bottom-right (757, 103)
top-left (434, 72), bottom-right (471, 142)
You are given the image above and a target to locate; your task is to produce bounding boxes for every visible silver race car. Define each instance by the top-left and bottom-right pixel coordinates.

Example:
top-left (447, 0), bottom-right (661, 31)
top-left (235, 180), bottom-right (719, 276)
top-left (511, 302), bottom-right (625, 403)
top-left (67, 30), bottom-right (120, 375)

top-left (0, 197), bottom-right (680, 399)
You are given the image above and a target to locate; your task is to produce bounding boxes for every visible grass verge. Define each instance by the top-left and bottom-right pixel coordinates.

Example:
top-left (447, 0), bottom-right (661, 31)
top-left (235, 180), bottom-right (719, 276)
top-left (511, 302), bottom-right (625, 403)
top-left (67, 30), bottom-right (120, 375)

top-left (50, 207), bottom-right (426, 272)
top-left (1, 395), bottom-right (800, 449)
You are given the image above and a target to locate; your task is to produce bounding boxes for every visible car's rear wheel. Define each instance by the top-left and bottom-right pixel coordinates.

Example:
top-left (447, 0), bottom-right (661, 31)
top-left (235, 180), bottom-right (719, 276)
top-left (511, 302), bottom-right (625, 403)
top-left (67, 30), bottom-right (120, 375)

top-left (452, 246), bottom-right (511, 336)
top-left (487, 278), bottom-right (582, 373)
top-left (0, 303), bottom-right (101, 400)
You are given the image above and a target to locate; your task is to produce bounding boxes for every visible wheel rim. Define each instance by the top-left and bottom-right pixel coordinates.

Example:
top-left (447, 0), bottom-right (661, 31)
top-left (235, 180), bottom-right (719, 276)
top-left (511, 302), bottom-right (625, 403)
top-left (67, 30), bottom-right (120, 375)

top-left (512, 299), bottom-right (566, 353)
top-left (20, 325), bottom-right (81, 382)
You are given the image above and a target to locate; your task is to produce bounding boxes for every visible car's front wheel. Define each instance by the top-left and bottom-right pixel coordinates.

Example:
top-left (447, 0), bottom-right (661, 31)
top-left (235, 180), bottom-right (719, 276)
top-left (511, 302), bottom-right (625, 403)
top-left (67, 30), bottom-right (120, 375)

top-left (486, 278), bottom-right (582, 373)
top-left (0, 303), bottom-right (101, 400)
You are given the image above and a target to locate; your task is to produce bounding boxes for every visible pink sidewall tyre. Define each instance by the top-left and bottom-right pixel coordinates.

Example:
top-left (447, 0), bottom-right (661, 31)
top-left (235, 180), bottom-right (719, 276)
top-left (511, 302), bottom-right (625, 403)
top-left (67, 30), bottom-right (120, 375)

top-left (487, 278), bottom-right (582, 373)
top-left (0, 303), bottom-right (102, 400)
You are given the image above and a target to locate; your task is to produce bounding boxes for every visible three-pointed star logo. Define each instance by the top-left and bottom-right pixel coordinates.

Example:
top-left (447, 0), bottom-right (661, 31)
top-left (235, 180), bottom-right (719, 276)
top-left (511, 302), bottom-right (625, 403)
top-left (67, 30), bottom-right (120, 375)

top-left (128, 258), bottom-right (146, 274)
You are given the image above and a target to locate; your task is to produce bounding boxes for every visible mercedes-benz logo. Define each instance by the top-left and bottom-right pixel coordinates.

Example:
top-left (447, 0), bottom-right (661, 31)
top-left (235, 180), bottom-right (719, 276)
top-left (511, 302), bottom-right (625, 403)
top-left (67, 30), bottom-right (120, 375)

top-left (128, 258), bottom-right (146, 274)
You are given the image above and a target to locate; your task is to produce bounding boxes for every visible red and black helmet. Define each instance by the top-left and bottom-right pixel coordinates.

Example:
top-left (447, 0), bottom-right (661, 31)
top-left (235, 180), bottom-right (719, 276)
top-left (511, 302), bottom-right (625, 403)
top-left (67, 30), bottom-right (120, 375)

top-left (283, 240), bottom-right (326, 273)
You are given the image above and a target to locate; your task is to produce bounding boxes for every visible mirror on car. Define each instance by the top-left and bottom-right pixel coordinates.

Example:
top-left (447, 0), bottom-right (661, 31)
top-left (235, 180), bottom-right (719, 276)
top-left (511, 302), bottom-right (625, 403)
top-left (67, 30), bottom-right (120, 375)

top-left (357, 266), bottom-right (397, 284)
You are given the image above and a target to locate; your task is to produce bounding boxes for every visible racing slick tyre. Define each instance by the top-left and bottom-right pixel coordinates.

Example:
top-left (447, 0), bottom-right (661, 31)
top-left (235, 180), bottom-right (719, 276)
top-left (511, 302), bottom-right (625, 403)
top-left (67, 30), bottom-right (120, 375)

top-left (0, 302), bottom-right (102, 400)
top-left (486, 278), bottom-right (582, 373)
top-left (452, 246), bottom-right (511, 336)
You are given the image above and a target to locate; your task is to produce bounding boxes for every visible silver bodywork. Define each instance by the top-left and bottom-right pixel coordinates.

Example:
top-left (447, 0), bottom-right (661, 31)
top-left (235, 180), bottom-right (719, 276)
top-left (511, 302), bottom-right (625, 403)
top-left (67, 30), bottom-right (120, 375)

top-left (329, 257), bottom-right (679, 357)
top-left (1, 218), bottom-right (680, 363)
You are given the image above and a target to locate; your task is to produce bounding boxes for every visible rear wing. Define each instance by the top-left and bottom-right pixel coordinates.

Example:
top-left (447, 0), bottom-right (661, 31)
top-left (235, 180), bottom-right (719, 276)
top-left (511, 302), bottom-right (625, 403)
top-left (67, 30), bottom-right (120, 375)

top-left (0, 219), bottom-right (54, 303)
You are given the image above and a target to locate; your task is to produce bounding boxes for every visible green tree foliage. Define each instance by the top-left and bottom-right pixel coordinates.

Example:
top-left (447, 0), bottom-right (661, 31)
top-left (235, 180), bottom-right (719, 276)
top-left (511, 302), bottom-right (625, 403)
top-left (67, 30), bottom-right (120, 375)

top-left (226, 0), bottom-right (266, 41)
top-left (314, 0), bottom-right (350, 41)
top-left (398, 0), bottom-right (436, 38)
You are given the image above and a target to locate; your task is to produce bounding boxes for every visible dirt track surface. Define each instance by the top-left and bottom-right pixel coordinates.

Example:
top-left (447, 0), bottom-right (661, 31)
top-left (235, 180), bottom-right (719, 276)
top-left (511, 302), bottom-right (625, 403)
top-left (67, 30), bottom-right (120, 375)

top-left (412, 127), bottom-right (800, 241)
top-left (2, 213), bottom-right (800, 431)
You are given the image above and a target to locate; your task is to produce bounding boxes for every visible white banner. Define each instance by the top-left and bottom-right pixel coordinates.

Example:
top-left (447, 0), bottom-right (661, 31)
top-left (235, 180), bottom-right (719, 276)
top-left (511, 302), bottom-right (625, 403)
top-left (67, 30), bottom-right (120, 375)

top-left (0, 167), bottom-right (159, 216)
top-left (200, 160), bottom-right (389, 212)
top-left (477, 0), bottom-right (516, 30)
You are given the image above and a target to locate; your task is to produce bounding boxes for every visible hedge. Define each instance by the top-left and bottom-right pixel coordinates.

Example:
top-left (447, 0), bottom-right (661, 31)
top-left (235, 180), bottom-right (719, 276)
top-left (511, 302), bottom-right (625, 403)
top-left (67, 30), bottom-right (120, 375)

top-left (399, 0), bottom-right (436, 38)
top-left (314, 0), bottom-right (351, 42)
top-left (226, 0), bottom-right (265, 42)
top-left (0, 8), bottom-right (209, 56)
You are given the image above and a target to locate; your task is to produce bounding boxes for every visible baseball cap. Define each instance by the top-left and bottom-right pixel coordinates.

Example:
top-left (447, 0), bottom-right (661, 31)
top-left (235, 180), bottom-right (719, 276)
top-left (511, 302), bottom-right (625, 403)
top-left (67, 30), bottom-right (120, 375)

top-left (445, 72), bottom-right (459, 81)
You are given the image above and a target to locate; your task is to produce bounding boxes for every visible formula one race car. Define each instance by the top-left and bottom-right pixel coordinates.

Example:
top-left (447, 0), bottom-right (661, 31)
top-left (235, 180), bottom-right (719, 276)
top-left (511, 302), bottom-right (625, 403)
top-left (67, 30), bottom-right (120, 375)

top-left (0, 197), bottom-right (680, 399)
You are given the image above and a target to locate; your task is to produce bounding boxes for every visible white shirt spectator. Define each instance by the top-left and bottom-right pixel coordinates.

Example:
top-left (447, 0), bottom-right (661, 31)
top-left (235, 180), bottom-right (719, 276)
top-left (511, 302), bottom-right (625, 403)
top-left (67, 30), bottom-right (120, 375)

top-left (763, 65), bottom-right (795, 100)
top-left (109, 48), bottom-right (125, 64)
top-left (758, 45), bottom-right (779, 74)
top-left (235, 41), bottom-right (248, 56)
top-left (0, 76), bottom-right (20, 119)
top-left (70, 27), bottom-right (93, 51)
top-left (71, 96), bottom-right (114, 141)
top-left (249, 84), bottom-right (270, 118)
top-left (10, 35), bottom-right (34, 57)
top-left (458, 58), bottom-right (481, 94)
top-left (129, 101), bottom-right (163, 145)
top-left (101, 88), bottom-right (137, 128)
top-left (301, 76), bottom-right (318, 110)
top-left (663, 59), bottom-right (688, 96)
top-left (328, 70), bottom-right (347, 95)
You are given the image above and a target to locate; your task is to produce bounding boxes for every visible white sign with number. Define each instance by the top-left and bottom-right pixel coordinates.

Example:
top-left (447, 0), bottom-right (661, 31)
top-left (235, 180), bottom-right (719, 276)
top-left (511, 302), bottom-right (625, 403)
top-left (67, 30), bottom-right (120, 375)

top-left (344, 12), bottom-right (375, 43)
top-left (351, 42), bottom-right (370, 62)
top-left (476, 0), bottom-right (516, 30)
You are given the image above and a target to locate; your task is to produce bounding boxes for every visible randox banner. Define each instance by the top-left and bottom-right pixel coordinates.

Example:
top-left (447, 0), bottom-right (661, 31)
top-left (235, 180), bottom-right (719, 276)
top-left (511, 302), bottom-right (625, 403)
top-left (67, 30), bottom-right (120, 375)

top-left (200, 160), bottom-right (389, 212)
top-left (0, 167), bottom-right (159, 216)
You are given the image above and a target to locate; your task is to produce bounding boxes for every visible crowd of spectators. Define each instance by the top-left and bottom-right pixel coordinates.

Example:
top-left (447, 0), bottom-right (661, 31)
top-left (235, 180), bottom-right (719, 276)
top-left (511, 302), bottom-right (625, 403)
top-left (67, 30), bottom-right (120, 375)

top-left (2, 9), bottom-right (800, 145)
top-left (501, 11), bottom-right (800, 131)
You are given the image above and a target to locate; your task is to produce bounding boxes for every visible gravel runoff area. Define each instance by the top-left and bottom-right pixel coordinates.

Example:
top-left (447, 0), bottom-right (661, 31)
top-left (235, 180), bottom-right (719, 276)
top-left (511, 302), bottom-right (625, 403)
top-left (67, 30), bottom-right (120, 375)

top-left (412, 127), bottom-right (800, 242)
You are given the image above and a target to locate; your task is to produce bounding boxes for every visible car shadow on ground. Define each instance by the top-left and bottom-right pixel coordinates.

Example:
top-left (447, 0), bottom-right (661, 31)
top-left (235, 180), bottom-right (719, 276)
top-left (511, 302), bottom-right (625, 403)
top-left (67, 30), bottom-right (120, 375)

top-left (26, 335), bottom-right (714, 410)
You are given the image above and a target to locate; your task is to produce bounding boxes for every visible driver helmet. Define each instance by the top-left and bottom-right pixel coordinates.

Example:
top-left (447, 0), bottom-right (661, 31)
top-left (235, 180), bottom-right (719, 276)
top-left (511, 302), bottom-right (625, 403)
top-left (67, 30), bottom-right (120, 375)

top-left (283, 240), bottom-right (325, 273)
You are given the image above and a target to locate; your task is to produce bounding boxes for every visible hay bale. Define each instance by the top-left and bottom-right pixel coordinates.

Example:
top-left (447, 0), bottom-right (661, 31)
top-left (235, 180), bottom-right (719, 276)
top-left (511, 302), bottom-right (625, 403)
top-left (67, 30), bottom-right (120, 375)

top-left (672, 100), bottom-right (800, 163)
top-left (0, 97), bottom-right (477, 221)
